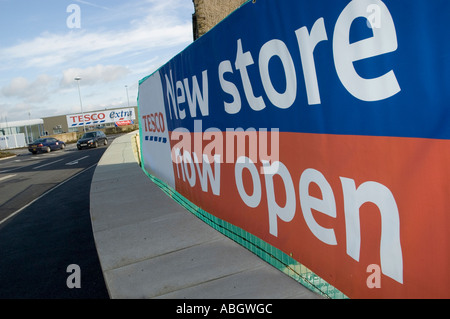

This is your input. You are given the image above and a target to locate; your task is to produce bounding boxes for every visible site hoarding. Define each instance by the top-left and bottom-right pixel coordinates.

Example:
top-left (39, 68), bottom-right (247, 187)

top-left (138, 0), bottom-right (450, 298)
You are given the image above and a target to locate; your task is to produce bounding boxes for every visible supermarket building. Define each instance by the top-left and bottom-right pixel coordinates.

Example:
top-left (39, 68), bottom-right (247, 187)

top-left (42, 107), bottom-right (138, 135)
top-left (0, 106), bottom-right (138, 150)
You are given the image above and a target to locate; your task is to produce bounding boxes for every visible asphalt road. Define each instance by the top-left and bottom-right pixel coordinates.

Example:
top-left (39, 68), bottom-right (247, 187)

top-left (0, 143), bottom-right (111, 298)
top-left (0, 144), bottom-right (106, 223)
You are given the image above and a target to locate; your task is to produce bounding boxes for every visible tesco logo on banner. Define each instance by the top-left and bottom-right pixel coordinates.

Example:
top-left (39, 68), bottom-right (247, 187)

top-left (68, 112), bottom-right (107, 127)
top-left (69, 113), bottom-right (106, 124)
top-left (142, 112), bottom-right (166, 133)
top-left (68, 108), bottom-right (135, 127)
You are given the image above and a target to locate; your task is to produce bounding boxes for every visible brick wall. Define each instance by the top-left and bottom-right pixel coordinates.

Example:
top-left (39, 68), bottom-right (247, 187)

top-left (192, 0), bottom-right (247, 39)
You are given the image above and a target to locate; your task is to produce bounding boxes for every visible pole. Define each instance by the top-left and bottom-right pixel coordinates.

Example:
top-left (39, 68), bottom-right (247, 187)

top-left (75, 77), bottom-right (86, 133)
top-left (125, 85), bottom-right (130, 107)
top-left (125, 85), bottom-right (131, 125)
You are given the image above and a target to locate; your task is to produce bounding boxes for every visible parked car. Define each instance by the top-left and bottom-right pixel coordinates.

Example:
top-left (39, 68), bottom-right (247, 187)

top-left (28, 137), bottom-right (66, 154)
top-left (77, 131), bottom-right (108, 150)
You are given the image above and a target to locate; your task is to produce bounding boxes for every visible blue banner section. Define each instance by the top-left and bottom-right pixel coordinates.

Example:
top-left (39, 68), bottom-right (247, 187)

top-left (156, 0), bottom-right (450, 139)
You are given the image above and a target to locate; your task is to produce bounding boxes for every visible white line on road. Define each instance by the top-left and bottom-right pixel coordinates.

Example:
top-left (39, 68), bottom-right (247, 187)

top-left (33, 159), bottom-right (64, 170)
top-left (0, 157), bottom-right (50, 174)
top-left (0, 163), bottom-right (98, 225)
top-left (0, 174), bottom-right (17, 182)
top-left (65, 156), bottom-right (90, 166)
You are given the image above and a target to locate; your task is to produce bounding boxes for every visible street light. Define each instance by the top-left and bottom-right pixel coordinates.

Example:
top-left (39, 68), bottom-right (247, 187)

top-left (125, 85), bottom-right (130, 108)
top-left (125, 85), bottom-right (132, 124)
top-left (74, 77), bottom-right (86, 133)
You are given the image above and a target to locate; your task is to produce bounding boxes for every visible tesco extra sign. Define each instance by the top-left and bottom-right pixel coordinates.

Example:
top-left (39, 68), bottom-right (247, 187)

top-left (67, 108), bottom-right (135, 127)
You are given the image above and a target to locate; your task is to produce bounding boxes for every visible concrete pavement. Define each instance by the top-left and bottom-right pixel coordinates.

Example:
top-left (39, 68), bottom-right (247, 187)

top-left (89, 132), bottom-right (322, 299)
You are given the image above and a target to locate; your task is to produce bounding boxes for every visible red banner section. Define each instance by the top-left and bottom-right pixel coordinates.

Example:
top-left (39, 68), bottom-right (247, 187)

top-left (115, 120), bottom-right (134, 127)
top-left (169, 131), bottom-right (450, 298)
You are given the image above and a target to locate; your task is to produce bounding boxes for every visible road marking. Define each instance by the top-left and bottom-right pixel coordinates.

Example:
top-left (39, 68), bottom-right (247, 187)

top-left (65, 156), bottom-right (90, 166)
top-left (0, 157), bottom-right (46, 173)
top-left (0, 167), bottom-right (21, 174)
top-left (33, 159), bottom-right (64, 170)
top-left (0, 174), bottom-right (16, 182)
top-left (0, 163), bottom-right (98, 225)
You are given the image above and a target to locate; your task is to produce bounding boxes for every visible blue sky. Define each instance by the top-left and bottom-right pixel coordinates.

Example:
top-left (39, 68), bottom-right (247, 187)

top-left (0, 0), bottom-right (194, 122)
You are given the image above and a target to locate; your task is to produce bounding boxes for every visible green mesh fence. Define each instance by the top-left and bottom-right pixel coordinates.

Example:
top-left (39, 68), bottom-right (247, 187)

top-left (141, 167), bottom-right (348, 299)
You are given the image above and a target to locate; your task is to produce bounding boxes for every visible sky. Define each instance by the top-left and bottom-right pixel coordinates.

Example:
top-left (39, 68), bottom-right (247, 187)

top-left (0, 0), bottom-right (194, 122)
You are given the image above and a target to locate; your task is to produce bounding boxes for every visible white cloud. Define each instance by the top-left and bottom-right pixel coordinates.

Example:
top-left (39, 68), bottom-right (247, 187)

top-left (2, 77), bottom-right (29, 96)
top-left (61, 64), bottom-right (130, 87)
top-left (0, 0), bottom-right (194, 121)
top-left (0, 2), bottom-right (192, 71)
top-left (73, 0), bottom-right (111, 11)
top-left (2, 74), bottom-right (53, 103)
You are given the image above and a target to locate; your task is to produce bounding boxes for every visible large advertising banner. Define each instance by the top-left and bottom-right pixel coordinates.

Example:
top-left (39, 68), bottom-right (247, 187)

top-left (138, 0), bottom-right (450, 298)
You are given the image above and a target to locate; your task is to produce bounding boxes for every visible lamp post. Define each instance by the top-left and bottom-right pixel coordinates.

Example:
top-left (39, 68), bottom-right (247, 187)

top-left (125, 85), bottom-right (132, 124)
top-left (125, 85), bottom-right (130, 108)
top-left (74, 77), bottom-right (86, 133)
